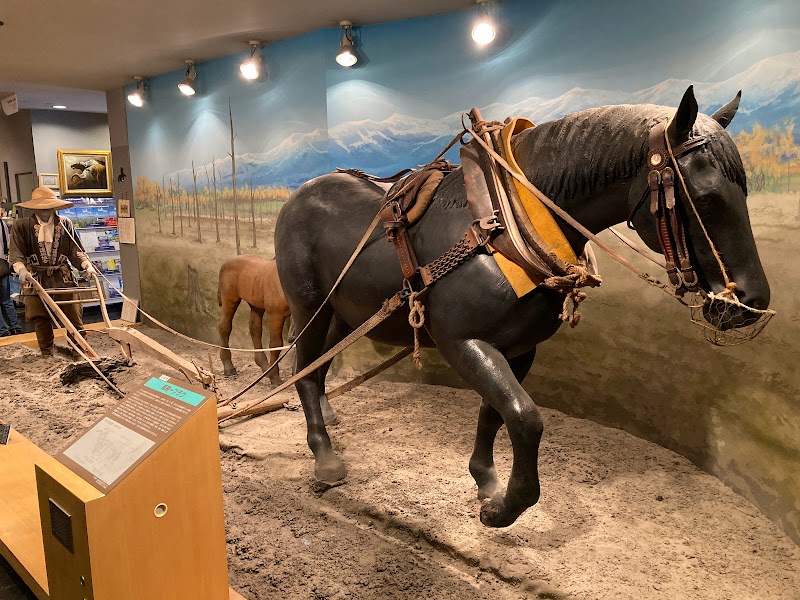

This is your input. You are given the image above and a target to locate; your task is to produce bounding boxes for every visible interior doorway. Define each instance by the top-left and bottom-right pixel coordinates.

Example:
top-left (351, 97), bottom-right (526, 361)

top-left (14, 172), bottom-right (35, 207)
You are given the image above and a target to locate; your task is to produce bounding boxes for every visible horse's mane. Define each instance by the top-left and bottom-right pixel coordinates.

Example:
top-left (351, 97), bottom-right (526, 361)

top-left (511, 104), bottom-right (747, 203)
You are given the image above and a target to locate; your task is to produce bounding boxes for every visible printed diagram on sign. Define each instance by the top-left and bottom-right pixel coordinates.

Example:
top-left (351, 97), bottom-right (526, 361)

top-left (63, 417), bottom-right (154, 487)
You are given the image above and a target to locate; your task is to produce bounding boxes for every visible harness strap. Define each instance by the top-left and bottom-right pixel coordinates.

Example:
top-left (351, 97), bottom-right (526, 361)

top-left (219, 292), bottom-right (407, 423)
top-left (647, 121), bottom-right (701, 293)
top-left (334, 167), bottom-right (413, 184)
top-left (419, 225), bottom-right (489, 287)
top-left (381, 200), bottom-right (420, 280)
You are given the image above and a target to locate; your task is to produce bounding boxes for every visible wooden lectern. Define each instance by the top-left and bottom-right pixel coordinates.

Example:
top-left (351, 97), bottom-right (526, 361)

top-left (0, 375), bottom-right (245, 600)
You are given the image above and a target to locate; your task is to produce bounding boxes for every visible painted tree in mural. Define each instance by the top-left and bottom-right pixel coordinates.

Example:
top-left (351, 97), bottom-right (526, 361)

top-left (734, 120), bottom-right (800, 193)
top-left (249, 181), bottom-right (257, 248)
top-left (191, 161), bottom-right (202, 243)
top-left (204, 161), bottom-right (221, 243)
top-left (158, 174), bottom-right (164, 234)
top-left (228, 99), bottom-right (241, 255)
top-left (177, 174), bottom-right (184, 237)
top-left (170, 178), bottom-right (176, 235)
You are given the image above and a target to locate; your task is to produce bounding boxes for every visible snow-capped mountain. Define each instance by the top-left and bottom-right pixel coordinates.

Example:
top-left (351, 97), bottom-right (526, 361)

top-left (168, 128), bottom-right (330, 190)
top-left (164, 51), bottom-right (799, 189)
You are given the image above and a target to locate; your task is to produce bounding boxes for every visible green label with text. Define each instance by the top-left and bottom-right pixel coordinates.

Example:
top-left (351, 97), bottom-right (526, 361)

top-left (144, 378), bottom-right (205, 406)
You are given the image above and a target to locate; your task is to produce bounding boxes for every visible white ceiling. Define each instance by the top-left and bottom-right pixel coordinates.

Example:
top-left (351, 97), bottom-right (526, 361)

top-left (0, 83), bottom-right (107, 113)
top-left (0, 0), bottom-right (468, 112)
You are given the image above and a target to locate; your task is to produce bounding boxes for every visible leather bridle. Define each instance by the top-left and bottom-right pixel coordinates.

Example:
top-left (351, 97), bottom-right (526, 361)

top-left (630, 120), bottom-right (711, 294)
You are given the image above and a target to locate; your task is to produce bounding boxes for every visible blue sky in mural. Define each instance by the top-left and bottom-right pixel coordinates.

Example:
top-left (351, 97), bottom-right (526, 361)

top-left (325, 0), bottom-right (800, 176)
top-left (129, 0), bottom-right (799, 188)
top-left (126, 28), bottom-right (332, 186)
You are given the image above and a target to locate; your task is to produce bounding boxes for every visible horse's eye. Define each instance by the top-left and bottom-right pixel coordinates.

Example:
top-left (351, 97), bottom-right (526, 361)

top-left (692, 194), bottom-right (720, 220)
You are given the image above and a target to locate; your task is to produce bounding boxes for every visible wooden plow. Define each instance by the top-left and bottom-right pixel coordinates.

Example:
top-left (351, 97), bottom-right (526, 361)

top-left (27, 274), bottom-right (214, 393)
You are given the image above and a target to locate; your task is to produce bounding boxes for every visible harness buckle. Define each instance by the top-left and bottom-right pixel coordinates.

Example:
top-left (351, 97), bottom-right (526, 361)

top-left (680, 260), bottom-right (699, 291)
top-left (662, 167), bottom-right (676, 209)
top-left (648, 170), bottom-right (662, 215)
top-left (472, 211), bottom-right (504, 246)
top-left (665, 262), bottom-right (683, 290)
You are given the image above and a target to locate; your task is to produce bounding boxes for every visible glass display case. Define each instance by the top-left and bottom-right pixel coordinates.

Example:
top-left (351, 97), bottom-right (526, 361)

top-left (60, 197), bottom-right (124, 308)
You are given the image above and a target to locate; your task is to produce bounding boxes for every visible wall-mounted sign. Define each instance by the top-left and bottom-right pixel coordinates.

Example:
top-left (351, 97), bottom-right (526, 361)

top-left (118, 197), bottom-right (131, 218)
top-left (1, 94), bottom-right (18, 116)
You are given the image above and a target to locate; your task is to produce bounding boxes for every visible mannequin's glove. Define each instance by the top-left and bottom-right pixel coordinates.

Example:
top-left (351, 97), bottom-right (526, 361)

top-left (17, 267), bottom-right (30, 284)
top-left (82, 261), bottom-right (98, 276)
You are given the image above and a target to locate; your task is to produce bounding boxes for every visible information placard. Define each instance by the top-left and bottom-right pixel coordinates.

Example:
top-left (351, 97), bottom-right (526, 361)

top-left (56, 376), bottom-right (209, 492)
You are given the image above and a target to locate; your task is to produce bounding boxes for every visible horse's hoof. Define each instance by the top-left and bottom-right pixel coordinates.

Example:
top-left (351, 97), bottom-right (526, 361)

top-left (269, 378), bottom-right (282, 387)
top-left (322, 409), bottom-right (341, 427)
top-left (320, 395), bottom-right (340, 426)
top-left (223, 367), bottom-right (237, 377)
top-left (476, 480), bottom-right (503, 501)
top-left (315, 454), bottom-right (346, 485)
top-left (479, 496), bottom-right (523, 528)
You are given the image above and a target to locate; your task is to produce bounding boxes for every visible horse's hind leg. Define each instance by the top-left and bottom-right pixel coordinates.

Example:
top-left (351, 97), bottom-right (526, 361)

top-left (293, 305), bottom-right (346, 485)
top-left (438, 339), bottom-right (543, 528)
top-left (218, 297), bottom-right (241, 376)
top-left (315, 315), bottom-right (353, 426)
top-left (266, 311), bottom-right (288, 386)
top-left (248, 305), bottom-right (272, 377)
top-left (469, 350), bottom-right (536, 501)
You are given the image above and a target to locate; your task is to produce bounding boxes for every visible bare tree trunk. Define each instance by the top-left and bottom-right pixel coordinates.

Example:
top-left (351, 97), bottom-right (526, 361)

top-left (192, 161), bottom-right (202, 243)
top-left (249, 180), bottom-right (257, 248)
top-left (157, 174), bottom-right (163, 233)
top-left (186, 172), bottom-right (192, 229)
top-left (176, 174), bottom-right (184, 236)
top-left (205, 160), bottom-right (221, 243)
top-left (170, 179), bottom-right (176, 235)
top-left (229, 99), bottom-right (241, 255)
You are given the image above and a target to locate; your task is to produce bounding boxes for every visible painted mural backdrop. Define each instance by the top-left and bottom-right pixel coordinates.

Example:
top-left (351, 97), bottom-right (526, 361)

top-left (128, 0), bottom-right (800, 542)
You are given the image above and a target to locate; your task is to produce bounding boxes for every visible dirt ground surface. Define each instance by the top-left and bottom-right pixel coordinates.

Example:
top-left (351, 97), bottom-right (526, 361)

top-left (1, 327), bottom-right (799, 600)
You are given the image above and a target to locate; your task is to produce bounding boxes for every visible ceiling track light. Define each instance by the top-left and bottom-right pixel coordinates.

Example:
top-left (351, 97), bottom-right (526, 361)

top-left (240, 41), bottom-right (262, 80)
top-left (336, 21), bottom-right (358, 67)
top-left (127, 76), bottom-right (146, 107)
top-left (472, 0), bottom-right (498, 46)
top-left (178, 60), bottom-right (197, 96)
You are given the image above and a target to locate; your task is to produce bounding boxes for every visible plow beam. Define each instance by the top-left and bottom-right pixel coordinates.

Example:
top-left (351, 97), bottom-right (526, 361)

top-left (107, 326), bottom-right (214, 387)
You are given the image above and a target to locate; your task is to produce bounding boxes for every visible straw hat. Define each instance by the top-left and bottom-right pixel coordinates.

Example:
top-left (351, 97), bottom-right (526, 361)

top-left (18, 186), bottom-right (74, 210)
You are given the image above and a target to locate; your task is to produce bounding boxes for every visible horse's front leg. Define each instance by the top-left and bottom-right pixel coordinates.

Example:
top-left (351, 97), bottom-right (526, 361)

top-left (438, 339), bottom-right (543, 527)
top-left (469, 349), bottom-right (536, 501)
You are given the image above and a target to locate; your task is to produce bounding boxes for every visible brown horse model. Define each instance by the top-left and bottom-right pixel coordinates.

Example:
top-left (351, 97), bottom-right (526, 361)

top-left (217, 255), bottom-right (291, 383)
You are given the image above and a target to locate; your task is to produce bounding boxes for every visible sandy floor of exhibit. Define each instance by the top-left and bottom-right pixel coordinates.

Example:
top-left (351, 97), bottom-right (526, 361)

top-left (0, 328), bottom-right (798, 600)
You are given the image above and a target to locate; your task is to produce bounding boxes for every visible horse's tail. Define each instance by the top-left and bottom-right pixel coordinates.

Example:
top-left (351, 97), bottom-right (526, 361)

top-left (217, 277), bottom-right (222, 306)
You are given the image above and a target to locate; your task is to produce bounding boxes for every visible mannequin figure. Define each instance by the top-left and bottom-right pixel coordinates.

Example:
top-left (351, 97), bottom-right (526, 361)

top-left (9, 187), bottom-right (97, 356)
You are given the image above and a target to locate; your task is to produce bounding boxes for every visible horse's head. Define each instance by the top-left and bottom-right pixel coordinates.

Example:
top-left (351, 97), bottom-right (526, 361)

top-left (631, 86), bottom-right (770, 331)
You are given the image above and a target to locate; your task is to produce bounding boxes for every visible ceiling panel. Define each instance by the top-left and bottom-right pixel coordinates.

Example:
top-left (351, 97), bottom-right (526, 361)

top-left (0, 0), bottom-right (468, 92)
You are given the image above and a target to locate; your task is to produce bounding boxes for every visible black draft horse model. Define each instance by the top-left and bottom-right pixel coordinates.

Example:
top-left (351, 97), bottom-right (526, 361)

top-left (275, 86), bottom-right (770, 528)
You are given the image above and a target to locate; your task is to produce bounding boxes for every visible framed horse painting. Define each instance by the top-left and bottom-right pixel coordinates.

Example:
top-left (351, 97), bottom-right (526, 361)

top-left (57, 149), bottom-right (113, 196)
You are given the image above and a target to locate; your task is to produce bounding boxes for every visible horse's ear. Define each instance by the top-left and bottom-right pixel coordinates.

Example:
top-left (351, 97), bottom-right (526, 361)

top-left (710, 91), bottom-right (741, 129)
top-left (668, 85), bottom-right (698, 142)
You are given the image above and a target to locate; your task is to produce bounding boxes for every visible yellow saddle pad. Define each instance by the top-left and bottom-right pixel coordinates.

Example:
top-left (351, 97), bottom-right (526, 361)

top-left (491, 117), bottom-right (578, 297)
